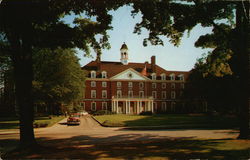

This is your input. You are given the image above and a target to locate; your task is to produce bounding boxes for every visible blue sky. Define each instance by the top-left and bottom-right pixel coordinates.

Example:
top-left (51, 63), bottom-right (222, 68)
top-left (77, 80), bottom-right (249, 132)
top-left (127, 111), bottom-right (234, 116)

top-left (66, 6), bottom-right (212, 71)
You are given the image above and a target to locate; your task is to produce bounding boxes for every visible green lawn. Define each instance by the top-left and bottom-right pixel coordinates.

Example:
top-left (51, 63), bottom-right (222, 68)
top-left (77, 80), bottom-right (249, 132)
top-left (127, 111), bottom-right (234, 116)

top-left (94, 114), bottom-right (239, 129)
top-left (0, 116), bottom-right (65, 129)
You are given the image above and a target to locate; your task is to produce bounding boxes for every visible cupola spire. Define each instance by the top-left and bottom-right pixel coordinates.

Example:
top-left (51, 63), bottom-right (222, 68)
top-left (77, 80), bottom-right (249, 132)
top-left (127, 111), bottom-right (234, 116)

top-left (120, 42), bottom-right (129, 65)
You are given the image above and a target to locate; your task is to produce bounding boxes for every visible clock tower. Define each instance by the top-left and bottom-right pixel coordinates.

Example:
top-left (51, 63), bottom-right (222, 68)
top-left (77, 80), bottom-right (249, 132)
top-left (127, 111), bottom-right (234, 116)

top-left (120, 43), bottom-right (129, 65)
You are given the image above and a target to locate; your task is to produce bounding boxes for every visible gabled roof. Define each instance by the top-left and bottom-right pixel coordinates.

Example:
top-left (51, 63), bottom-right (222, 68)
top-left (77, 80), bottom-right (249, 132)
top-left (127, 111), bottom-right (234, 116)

top-left (82, 60), bottom-right (190, 80)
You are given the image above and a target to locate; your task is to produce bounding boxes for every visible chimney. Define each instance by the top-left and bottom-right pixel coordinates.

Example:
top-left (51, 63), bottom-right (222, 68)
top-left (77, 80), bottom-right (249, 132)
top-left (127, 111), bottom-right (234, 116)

top-left (151, 56), bottom-right (156, 73)
top-left (95, 49), bottom-right (101, 70)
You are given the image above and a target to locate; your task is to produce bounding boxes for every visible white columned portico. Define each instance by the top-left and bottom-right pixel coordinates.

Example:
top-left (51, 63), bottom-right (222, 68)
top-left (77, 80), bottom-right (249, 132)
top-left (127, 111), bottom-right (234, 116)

top-left (125, 100), bottom-right (128, 114)
top-left (137, 101), bottom-right (140, 114)
top-left (128, 100), bottom-right (130, 114)
top-left (151, 100), bottom-right (154, 113)
top-left (116, 100), bottom-right (119, 113)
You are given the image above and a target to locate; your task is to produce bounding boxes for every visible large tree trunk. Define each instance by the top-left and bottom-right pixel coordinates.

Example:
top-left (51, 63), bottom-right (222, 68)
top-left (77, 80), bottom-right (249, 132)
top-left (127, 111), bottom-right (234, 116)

top-left (237, 1), bottom-right (250, 139)
top-left (11, 28), bottom-right (37, 147)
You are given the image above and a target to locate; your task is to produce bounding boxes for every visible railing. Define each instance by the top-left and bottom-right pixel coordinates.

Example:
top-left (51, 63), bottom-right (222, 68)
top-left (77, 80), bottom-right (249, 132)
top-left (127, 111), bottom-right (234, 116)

top-left (112, 95), bottom-right (153, 99)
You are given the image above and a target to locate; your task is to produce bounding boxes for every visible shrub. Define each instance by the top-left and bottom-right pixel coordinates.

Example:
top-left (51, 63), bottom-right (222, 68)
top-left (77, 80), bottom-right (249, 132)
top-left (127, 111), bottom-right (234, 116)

top-left (139, 111), bottom-right (153, 115)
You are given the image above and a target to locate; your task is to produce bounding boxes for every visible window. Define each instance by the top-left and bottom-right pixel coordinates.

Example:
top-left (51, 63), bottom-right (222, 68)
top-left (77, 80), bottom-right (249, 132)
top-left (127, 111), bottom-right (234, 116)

top-left (91, 102), bottom-right (96, 111)
top-left (102, 81), bottom-right (107, 87)
top-left (181, 83), bottom-right (185, 89)
top-left (139, 91), bottom-right (144, 98)
top-left (102, 102), bottom-right (107, 110)
top-left (91, 71), bottom-right (96, 78)
top-left (161, 102), bottom-right (167, 111)
top-left (171, 83), bottom-right (175, 89)
top-left (102, 71), bottom-right (107, 78)
top-left (179, 74), bottom-right (184, 81)
top-left (171, 91), bottom-right (176, 99)
top-left (171, 102), bottom-right (176, 111)
top-left (151, 73), bottom-right (156, 80)
top-left (102, 90), bottom-right (107, 98)
top-left (91, 81), bottom-right (96, 87)
top-left (117, 90), bottom-right (122, 98)
top-left (162, 91), bottom-right (166, 99)
top-left (128, 90), bottom-right (133, 98)
top-left (170, 73), bottom-right (175, 81)
top-left (80, 102), bottom-right (85, 110)
top-left (91, 90), bottom-right (96, 98)
top-left (162, 83), bottom-right (166, 89)
top-left (117, 82), bottom-right (122, 88)
top-left (161, 73), bottom-right (166, 80)
top-left (128, 82), bottom-right (133, 88)
top-left (152, 83), bottom-right (157, 89)
top-left (139, 82), bottom-right (144, 88)
top-left (152, 91), bottom-right (157, 99)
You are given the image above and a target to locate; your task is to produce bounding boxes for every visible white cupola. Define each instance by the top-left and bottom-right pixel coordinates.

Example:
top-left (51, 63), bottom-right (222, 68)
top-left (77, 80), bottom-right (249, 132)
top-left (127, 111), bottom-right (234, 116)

top-left (120, 43), bottom-right (129, 65)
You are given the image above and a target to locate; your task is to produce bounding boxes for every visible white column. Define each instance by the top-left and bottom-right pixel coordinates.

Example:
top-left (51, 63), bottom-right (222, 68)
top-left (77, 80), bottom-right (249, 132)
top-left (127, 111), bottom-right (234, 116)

top-left (128, 101), bottom-right (130, 114)
top-left (125, 100), bottom-right (128, 114)
top-left (137, 101), bottom-right (140, 114)
top-left (139, 101), bottom-right (142, 112)
top-left (116, 101), bottom-right (119, 113)
top-left (151, 101), bottom-right (154, 113)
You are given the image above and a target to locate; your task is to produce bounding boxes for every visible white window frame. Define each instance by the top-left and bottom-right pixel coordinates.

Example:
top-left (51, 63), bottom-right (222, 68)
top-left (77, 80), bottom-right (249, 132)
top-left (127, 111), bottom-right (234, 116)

top-left (152, 91), bottom-right (157, 99)
top-left (102, 81), bottom-right (107, 87)
top-left (117, 90), bottom-right (122, 98)
top-left (102, 71), bottom-right (107, 78)
top-left (128, 90), bottom-right (133, 98)
top-left (151, 73), bottom-right (156, 80)
top-left (179, 74), bottom-right (184, 81)
top-left (162, 83), bottom-right (166, 89)
top-left (80, 102), bottom-right (85, 110)
top-left (181, 83), bottom-right (185, 89)
top-left (161, 73), bottom-right (166, 80)
top-left (171, 91), bottom-right (176, 99)
top-left (139, 82), bottom-right (144, 88)
top-left (162, 91), bottom-right (166, 99)
top-left (128, 82), bottom-right (133, 88)
top-left (170, 74), bottom-right (175, 81)
top-left (91, 90), bottom-right (96, 98)
top-left (152, 83), bottom-right (157, 89)
top-left (91, 102), bottom-right (96, 111)
top-left (161, 102), bottom-right (167, 111)
top-left (102, 102), bottom-right (107, 110)
top-left (90, 71), bottom-right (96, 78)
top-left (102, 90), bottom-right (107, 98)
top-left (139, 91), bottom-right (144, 98)
top-left (171, 83), bottom-right (175, 89)
top-left (117, 82), bottom-right (122, 88)
top-left (91, 81), bottom-right (96, 87)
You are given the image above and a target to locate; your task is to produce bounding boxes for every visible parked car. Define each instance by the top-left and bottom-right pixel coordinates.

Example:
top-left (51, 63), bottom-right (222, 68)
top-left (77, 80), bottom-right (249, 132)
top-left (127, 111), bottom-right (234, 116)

top-left (67, 114), bottom-right (80, 125)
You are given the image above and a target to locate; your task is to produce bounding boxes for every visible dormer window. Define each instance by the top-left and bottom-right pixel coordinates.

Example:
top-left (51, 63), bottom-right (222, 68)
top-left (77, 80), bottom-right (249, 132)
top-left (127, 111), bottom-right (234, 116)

top-left (151, 73), bottom-right (156, 80)
top-left (102, 71), bottom-right (107, 78)
top-left (90, 71), bottom-right (96, 78)
top-left (179, 74), bottom-right (184, 81)
top-left (170, 73), bottom-right (175, 81)
top-left (161, 73), bottom-right (166, 80)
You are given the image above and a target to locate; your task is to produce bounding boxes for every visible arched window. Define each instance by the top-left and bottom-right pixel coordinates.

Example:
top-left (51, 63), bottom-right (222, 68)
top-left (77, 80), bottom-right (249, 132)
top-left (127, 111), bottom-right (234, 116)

top-left (178, 74), bottom-right (184, 81)
top-left (170, 73), bottom-right (175, 81)
top-left (151, 73), bottom-right (156, 80)
top-left (91, 71), bottom-right (96, 78)
top-left (102, 71), bottom-right (107, 78)
top-left (161, 73), bottom-right (166, 80)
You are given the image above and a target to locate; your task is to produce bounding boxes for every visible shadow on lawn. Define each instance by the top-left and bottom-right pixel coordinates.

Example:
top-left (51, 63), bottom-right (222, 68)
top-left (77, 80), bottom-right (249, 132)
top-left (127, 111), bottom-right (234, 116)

top-left (2, 134), bottom-right (250, 159)
top-left (122, 114), bottom-right (239, 130)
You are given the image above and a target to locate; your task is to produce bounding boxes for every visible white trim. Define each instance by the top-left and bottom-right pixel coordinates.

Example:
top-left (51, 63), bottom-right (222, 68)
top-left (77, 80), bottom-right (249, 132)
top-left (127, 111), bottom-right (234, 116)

top-left (110, 68), bottom-right (150, 80)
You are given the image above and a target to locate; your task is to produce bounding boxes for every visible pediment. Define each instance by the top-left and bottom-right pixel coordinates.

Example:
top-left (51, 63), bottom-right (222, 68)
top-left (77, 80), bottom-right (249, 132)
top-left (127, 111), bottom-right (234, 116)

top-left (110, 68), bottom-right (150, 80)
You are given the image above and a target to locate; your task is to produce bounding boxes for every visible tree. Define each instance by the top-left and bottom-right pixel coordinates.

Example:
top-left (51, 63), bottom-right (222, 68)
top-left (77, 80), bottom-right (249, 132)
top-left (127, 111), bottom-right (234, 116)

top-left (0, 0), bottom-right (121, 148)
top-left (33, 48), bottom-right (85, 114)
top-left (130, 1), bottom-right (249, 138)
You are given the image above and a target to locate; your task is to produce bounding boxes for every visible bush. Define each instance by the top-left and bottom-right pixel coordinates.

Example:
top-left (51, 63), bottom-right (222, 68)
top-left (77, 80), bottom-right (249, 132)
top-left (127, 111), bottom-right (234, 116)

top-left (139, 111), bottom-right (153, 115)
top-left (92, 110), bottom-right (115, 116)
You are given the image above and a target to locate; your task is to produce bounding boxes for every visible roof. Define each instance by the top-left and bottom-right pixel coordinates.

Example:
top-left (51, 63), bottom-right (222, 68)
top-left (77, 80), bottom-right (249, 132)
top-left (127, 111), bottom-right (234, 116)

top-left (82, 61), bottom-right (190, 80)
top-left (120, 43), bottom-right (128, 50)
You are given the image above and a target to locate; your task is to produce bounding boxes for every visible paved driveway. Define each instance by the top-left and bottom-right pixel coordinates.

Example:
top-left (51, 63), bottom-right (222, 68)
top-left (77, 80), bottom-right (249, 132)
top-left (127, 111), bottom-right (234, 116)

top-left (0, 115), bottom-right (241, 159)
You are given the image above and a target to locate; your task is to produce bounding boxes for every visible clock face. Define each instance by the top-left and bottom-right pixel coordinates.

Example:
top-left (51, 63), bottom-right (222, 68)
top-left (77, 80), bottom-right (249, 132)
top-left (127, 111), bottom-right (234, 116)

top-left (128, 73), bottom-right (133, 78)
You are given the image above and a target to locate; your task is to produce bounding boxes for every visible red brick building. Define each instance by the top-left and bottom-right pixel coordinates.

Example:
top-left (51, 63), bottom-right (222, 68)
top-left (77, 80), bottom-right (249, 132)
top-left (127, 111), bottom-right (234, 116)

top-left (81, 43), bottom-right (189, 114)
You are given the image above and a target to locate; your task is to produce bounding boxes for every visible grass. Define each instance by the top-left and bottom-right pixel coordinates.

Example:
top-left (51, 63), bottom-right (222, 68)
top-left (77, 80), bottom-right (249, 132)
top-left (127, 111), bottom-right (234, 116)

top-left (0, 116), bottom-right (65, 130)
top-left (94, 114), bottom-right (239, 129)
